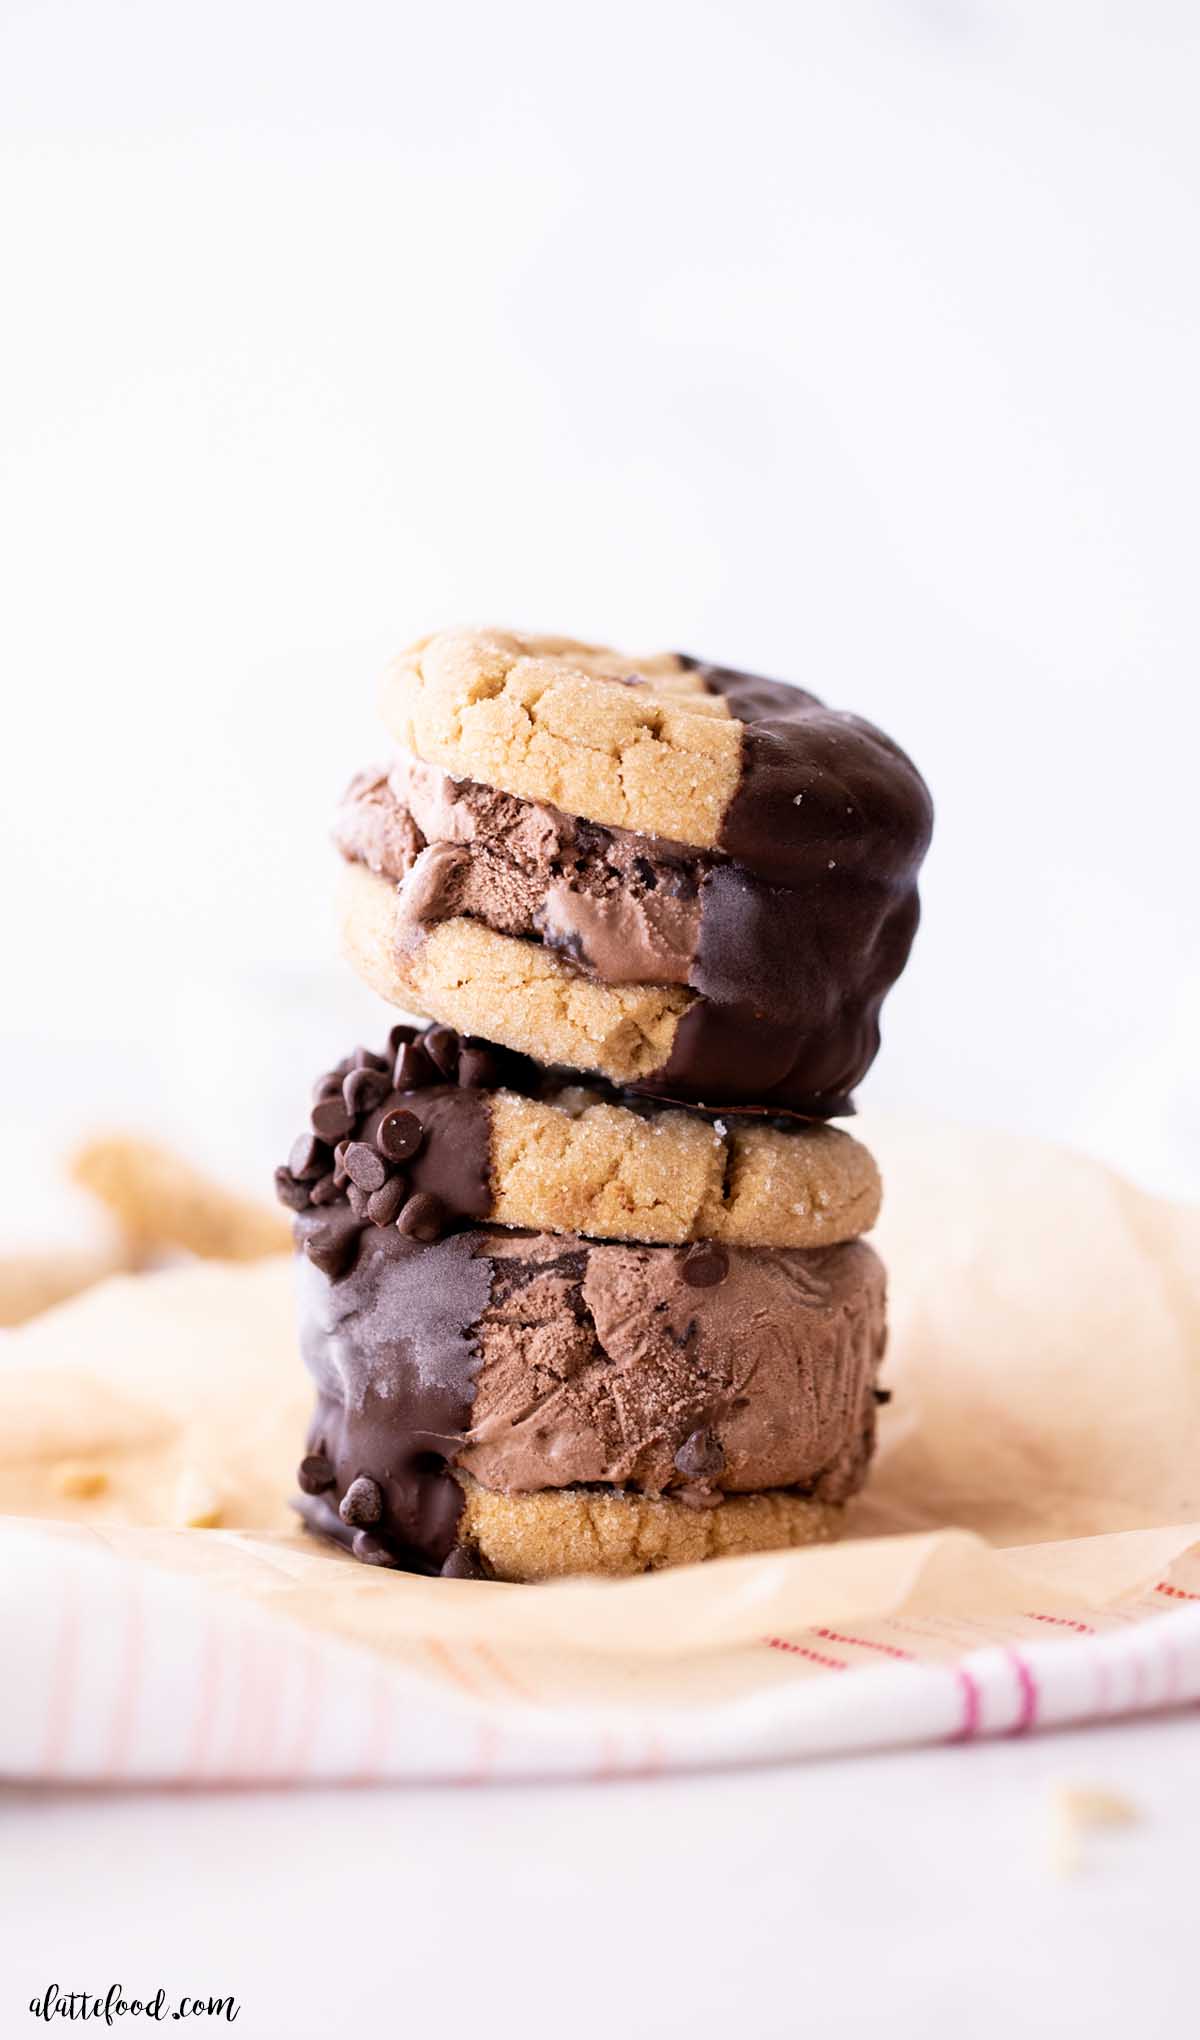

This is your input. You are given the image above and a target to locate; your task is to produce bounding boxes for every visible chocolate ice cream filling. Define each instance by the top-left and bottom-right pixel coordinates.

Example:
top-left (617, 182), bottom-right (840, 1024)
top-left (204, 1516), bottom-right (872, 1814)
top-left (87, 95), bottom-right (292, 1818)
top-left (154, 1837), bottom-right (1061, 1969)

top-left (336, 753), bottom-right (706, 988)
top-left (292, 1221), bottom-right (886, 1574)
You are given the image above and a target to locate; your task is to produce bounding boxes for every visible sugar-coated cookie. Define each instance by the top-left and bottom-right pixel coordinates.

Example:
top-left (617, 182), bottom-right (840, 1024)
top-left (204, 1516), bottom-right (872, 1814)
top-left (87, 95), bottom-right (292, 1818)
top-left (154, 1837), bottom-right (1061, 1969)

top-left (302, 1477), bottom-right (842, 1581)
top-left (274, 1022), bottom-right (881, 1250)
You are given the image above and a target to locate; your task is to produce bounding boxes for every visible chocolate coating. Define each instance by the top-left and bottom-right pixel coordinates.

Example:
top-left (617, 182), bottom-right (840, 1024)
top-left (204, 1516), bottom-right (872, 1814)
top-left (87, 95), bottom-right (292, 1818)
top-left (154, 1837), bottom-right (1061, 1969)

top-left (648, 659), bottom-right (932, 1113)
top-left (276, 1021), bottom-right (536, 1253)
top-left (294, 1224), bottom-right (491, 1570)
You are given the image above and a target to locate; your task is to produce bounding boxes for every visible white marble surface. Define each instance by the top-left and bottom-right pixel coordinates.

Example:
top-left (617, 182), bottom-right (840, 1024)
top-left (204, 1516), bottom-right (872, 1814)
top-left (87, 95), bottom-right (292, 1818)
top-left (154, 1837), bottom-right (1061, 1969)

top-left (2, 1715), bottom-right (1194, 2038)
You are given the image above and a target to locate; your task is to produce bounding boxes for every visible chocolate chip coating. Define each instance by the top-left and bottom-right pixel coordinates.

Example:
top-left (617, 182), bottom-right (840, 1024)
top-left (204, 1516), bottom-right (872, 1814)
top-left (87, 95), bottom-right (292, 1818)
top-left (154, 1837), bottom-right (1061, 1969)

top-left (440, 1544), bottom-right (489, 1580)
top-left (344, 1141), bottom-right (387, 1193)
top-left (297, 1452), bottom-right (335, 1495)
top-left (366, 1176), bottom-right (407, 1227)
top-left (288, 1134), bottom-right (329, 1182)
top-left (424, 1025), bottom-right (460, 1078)
top-left (278, 1025), bottom-right (496, 1255)
top-left (377, 1107), bottom-right (424, 1162)
top-left (395, 1041), bottom-right (438, 1089)
top-left (303, 1213), bottom-right (359, 1279)
top-left (352, 1529), bottom-right (402, 1567)
top-left (311, 1096), bottom-right (353, 1143)
top-left (343, 1065), bottom-right (391, 1117)
top-left (396, 1191), bottom-right (445, 1242)
top-left (351, 1046), bottom-right (391, 1074)
top-left (274, 1167), bottom-right (311, 1212)
top-left (457, 1044), bottom-right (499, 1089)
top-left (340, 1474), bottom-right (384, 1526)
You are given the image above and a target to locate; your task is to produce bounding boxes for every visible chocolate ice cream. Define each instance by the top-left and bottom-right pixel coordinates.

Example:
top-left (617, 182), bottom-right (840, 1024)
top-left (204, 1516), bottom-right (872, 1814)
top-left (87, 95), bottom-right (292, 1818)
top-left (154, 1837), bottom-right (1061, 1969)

top-left (336, 754), bottom-right (704, 987)
top-left (291, 1218), bottom-right (885, 1573)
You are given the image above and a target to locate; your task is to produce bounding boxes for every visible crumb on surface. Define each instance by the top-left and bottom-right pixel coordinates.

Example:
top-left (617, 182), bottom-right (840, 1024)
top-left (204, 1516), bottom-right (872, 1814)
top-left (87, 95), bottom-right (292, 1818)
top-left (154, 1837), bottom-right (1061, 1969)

top-left (52, 1461), bottom-right (109, 1500)
top-left (1047, 1781), bottom-right (1140, 1875)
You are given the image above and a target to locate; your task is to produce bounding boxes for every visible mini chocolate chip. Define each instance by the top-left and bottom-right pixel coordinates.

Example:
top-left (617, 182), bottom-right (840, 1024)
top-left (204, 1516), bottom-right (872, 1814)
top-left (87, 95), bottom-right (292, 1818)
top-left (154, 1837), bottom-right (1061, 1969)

top-left (352, 1529), bottom-right (401, 1568)
top-left (377, 1107), bottom-right (424, 1162)
top-left (680, 1242), bottom-right (730, 1287)
top-left (312, 1071), bottom-right (343, 1103)
top-left (344, 1140), bottom-right (386, 1192)
top-left (288, 1132), bottom-right (329, 1181)
top-left (343, 1064), bottom-right (391, 1117)
top-left (308, 1171), bottom-right (340, 1207)
top-left (423, 1024), bottom-right (460, 1077)
top-left (332, 1138), bottom-right (351, 1187)
top-left (351, 1045), bottom-right (391, 1074)
top-left (346, 1182), bottom-right (370, 1219)
top-left (297, 1452), bottom-right (335, 1495)
top-left (311, 1096), bottom-right (353, 1142)
top-left (396, 1190), bottom-right (445, 1241)
top-left (303, 1214), bottom-right (359, 1278)
top-left (394, 1041), bottom-right (438, 1090)
top-left (873, 1387), bottom-right (893, 1405)
top-left (674, 1426), bottom-right (725, 1479)
top-left (440, 1545), bottom-right (489, 1580)
top-left (340, 1475), bottom-right (383, 1526)
top-left (387, 1022), bottom-right (417, 1054)
top-left (367, 1176), bottom-right (406, 1226)
top-left (274, 1167), bottom-right (311, 1212)
top-left (457, 1044), bottom-right (499, 1089)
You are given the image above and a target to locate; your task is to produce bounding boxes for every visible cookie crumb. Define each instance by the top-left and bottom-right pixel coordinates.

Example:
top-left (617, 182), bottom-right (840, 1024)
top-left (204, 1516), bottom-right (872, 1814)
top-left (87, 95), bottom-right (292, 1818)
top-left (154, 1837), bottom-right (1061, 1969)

top-left (173, 1468), bottom-right (223, 1529)
top-left (53, 1461), bottom-right (108, 1500)
top-left (1047, 1782), bottom-right (1139, 1876)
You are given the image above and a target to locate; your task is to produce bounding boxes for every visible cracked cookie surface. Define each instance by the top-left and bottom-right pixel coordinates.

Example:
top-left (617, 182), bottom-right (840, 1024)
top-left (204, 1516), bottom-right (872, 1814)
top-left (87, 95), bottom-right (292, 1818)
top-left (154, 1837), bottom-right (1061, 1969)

top-left (381, 629), bottom-right (740, 847)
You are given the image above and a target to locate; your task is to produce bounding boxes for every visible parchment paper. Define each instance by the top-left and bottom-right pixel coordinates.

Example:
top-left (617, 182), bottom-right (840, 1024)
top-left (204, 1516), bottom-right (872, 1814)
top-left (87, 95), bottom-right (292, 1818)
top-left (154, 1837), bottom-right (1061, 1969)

top-left (2, 1116), bottom-right (1198, 1781)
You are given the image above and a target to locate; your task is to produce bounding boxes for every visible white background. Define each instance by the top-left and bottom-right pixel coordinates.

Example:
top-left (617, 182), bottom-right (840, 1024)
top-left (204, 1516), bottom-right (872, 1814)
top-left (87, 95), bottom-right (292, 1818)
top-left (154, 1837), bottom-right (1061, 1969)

top-left (3, 0), bottom-right (1198, 1217)
top-left (1, 6), bottom-right (1198, 2035)
top-left (2, 1717), bottom-right (1197, 2040)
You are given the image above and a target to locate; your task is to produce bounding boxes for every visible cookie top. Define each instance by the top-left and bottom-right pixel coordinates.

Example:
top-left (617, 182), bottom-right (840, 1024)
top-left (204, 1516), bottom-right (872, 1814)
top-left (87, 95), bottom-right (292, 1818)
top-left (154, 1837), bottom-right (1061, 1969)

top-left (373, 630), bottom-right (933, 1114)
top-left (381, 629), bottom-right (933, 882)
top-left (274, 1020), bottom-right (881, 1255)
top-left (382, 630), bottom-right (738, 845)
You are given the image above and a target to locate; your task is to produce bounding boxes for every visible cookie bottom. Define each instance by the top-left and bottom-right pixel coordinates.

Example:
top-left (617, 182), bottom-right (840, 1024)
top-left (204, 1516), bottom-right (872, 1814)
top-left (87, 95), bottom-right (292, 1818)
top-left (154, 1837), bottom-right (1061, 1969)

top-left (458, 1477), bottom-right (842, 1581)
top-left (297, 1478), bottom-right (841, 1582)
top-left (340, 858), bottom-right (692, 1085)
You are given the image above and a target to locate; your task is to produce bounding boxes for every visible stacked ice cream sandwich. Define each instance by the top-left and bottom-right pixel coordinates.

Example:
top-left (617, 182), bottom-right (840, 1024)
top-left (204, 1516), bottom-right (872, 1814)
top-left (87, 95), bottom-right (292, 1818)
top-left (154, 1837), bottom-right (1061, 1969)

top-left (276, 630), bottom-right (932, 1581)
